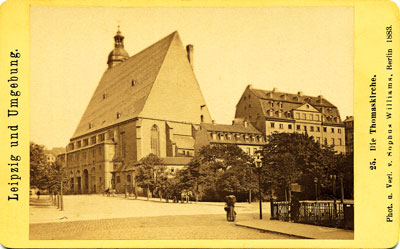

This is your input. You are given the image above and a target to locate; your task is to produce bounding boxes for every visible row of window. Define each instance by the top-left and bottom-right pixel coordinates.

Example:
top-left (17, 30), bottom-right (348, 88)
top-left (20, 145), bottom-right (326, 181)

top-left (270, 122), bottom-right (342, 134)
top-left (210, 132), bottom-right (264, 143)
top-left (295, 113), bottom-right (320, 121)
top-left (317, 137), bottom-right (343, 146)
top-left (70, 133), bottom-right (106, 150)
top-left (67, 146), bottom-right (103, 163)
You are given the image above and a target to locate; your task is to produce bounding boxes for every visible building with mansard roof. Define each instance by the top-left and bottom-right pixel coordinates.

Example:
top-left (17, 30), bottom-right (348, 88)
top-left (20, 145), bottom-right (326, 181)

top-left (194, 119), bottom-right (265, 157)
top-left (65, 29), bottom-right (212, 194)
top-left (235, 85), bottom-right (346, 153)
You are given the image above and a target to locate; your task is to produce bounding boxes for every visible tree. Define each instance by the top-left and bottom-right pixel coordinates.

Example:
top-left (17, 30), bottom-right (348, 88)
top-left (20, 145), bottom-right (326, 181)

top-left (135, 154), bottom-right (165, 200)
top-left (183, 144), bottom-right (255, 201)
top-left (261, 132), bottom-right (338, 201)
top-left (30, 142), bottom-right (48, 189)
top-left (30, 142), bottom-right (68, 193)
top-left (153, 165), bottom-right (170, 201)
top-left (333, 152), bottom-right (354, 199)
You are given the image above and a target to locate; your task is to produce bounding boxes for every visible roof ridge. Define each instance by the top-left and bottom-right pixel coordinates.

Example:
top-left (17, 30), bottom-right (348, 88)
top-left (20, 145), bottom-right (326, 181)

top-left (105, 31), bottom-right (178, 73)
top-left (71, 31), bottom-right (180, 139)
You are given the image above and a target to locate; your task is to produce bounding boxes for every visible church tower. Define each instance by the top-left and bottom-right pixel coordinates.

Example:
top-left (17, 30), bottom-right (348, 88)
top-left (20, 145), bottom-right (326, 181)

top-left (107, 26), bottom-right (129, 68)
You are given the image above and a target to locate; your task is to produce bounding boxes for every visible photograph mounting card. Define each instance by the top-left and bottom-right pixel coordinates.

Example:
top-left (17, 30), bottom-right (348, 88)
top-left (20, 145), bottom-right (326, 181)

top-left (0, 0), bottom-right (398, 248)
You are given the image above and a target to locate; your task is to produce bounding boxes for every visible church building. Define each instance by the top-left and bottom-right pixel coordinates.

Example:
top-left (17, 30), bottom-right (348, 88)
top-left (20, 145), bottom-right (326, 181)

top-left (64, 29), bottom-right (212, 194)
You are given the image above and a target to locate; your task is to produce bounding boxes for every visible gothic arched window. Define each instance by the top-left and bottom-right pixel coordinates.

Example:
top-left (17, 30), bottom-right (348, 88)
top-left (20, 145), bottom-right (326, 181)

top-left (151, 124), bottom-right (160, 156)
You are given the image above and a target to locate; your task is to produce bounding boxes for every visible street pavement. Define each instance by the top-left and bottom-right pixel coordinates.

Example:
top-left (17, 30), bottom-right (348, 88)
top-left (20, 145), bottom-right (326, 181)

top-left (29, 195), bottom-right (290, 240)
top-left (29, 195), bottom-right (353, 240)
top-left (30, 213), bottom-right (292, 240)
top-left (30, 194), bottom-right (267, 223)
top-left (236, 218), bottom-right (354, 239)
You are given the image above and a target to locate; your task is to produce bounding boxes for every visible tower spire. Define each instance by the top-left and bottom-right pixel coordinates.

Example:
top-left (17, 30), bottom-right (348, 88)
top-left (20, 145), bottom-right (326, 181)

top-left (107, 26), bottom-right (129, 69)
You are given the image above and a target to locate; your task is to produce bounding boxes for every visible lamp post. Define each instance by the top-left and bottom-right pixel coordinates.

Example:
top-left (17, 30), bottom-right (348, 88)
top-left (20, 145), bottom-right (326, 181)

top-left (330, 174), bottom-right (337, 219)
top-left (339, 174), bottom-right (344, 203)
top-left (60, 180), bottom-right (64, 211)
top-left (255, 153), bottom-right (263, 220)
top-left (314, 177), bottom-right (318, 201)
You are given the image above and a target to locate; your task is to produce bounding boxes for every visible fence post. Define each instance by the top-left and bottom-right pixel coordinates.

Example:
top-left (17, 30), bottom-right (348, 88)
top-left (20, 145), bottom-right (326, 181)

top-left (60, 181), bottom-right (64, 211)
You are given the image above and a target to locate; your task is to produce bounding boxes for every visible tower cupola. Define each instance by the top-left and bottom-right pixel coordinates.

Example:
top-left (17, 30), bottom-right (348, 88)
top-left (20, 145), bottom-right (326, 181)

top-left (107, 26), bottom-right (129, 69)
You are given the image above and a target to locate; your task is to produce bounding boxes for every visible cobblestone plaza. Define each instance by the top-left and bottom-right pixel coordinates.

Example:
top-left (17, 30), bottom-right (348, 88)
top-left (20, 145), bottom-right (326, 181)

top-left (30, 195), bottom-right (291, 240)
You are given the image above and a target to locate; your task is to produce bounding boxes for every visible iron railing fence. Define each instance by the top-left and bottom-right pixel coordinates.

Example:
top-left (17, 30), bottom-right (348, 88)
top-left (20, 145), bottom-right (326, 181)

top-left (271, 200), bottom-right (354, 229)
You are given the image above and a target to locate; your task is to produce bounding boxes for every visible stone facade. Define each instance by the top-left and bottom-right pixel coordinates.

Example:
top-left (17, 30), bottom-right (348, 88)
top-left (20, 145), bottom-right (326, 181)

top-left (64, 30), bottom-right (212, 194)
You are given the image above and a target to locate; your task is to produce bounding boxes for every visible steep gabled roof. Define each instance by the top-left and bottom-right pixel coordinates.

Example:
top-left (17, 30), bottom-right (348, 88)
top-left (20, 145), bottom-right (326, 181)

top-left (72, 32), bottom-right (178, 139)
top-left (250, 88), bottom-right (336, 108)
top-left (247, 86), bottom-right (342, 124)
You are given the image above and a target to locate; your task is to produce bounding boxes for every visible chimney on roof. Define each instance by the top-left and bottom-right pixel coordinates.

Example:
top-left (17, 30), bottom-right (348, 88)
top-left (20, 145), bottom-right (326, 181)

top-left (186, 44), bottom-right (194, 68)
top-left (243, 120), bottom-right (248, 127)
top-left (297, 91), bottom-right (303, 96)
top-left (212, 120), bottom-right (215, 124)
top-left (272, 88), bottom-right (278, 92)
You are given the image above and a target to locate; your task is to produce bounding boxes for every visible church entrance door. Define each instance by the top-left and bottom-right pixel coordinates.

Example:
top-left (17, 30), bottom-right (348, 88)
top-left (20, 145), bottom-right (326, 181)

top-left (77, 177), bottom-right (81, 194)
top-left (83, 169), bottom-right (89, 194)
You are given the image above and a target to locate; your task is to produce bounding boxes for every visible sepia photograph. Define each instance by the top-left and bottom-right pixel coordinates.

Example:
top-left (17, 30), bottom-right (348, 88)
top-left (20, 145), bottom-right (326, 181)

top-left (29, 6), bottom-right (354, 240)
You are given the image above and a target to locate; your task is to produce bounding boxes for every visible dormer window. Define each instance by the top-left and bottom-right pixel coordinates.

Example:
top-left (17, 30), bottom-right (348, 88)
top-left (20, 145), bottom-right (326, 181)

top-left (269, 110), bottom-right (274, 116)
top-left (116, 112), bottom-right (121, 119)
top-left (131, 79), bottom-right (136, 86)
top-left (103, 93), bottom-right (107, 99)
top-left (89, 122), bottom-right (92, 129)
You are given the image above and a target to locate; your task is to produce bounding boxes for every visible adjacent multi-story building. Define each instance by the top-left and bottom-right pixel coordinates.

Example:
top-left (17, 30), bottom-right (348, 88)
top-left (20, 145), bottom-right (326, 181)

top-left (235, 85), bottom-right (346, 153)
top-left (343, 116), bottom-right (354, 154)
top-left (194, 119), bottom-right (265, 156)
top-left (64, 29), bottom-right (212, 194)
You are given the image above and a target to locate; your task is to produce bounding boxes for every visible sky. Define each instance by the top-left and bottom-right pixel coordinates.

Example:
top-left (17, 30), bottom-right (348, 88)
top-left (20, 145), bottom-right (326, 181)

top-left (30, 6), bottom-right (353, 149)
